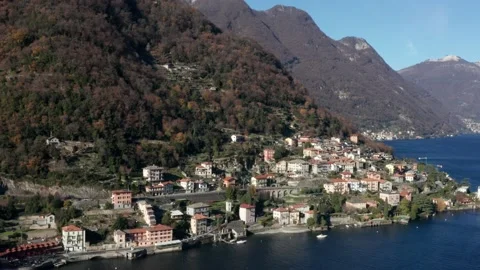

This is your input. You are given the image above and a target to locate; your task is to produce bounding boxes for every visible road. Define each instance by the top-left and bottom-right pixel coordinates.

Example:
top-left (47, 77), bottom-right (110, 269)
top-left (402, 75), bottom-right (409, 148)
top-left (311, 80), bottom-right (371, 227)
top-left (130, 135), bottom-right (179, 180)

top-left (134, 190), bottom-right (226, 202)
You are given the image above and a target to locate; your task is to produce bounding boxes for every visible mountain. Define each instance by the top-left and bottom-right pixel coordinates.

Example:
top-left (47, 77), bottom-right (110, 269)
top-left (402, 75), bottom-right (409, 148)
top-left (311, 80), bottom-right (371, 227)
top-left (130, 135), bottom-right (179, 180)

top-left (400, 56), bottom-right (480, 122)
top-left (0, 0), bottom-right (351, 181)
top-left (190, 0), bottom-right (463, 135)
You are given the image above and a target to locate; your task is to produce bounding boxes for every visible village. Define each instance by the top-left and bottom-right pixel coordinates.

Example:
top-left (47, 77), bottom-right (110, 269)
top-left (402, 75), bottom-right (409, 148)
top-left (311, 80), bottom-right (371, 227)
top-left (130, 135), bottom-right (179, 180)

top-left (1, 134), bottom-right (479, 269)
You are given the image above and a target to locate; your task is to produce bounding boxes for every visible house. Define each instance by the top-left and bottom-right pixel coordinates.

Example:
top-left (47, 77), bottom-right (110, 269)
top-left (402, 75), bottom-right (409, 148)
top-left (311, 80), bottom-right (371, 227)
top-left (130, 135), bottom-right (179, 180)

top-left (348, 179), bottom-right (366, 192)
top-left (143, 165), bottom-right (164, 182)
top-left (323, 179), bottom-right (349, 194)
top-left (274, 160), bottom-right (288, 174)
top-left (145, 181), bottom-right (174, 196)
top-left (239, 204), bottom-right (256, 225)
top-left (455, 193), bottom-right (473, 205)
top-left (137, 201), bottom-right (156, 226)
top-left (456, 186), bottom-right (469, 193)
top-left (231, 134), bottom-right (245, 143)
top-left (311, 161), bottom-right (330, 175)
top-left (273, 208), bottom-right (300, 225)
top-left (223, 177), bottom-right (236, 188)
top-left (18, 214), bottom-right (56, 230)
top-left (46, 136), bottom-right (60, 146)
top-left (379, 180), bottom-right (393, 192)
top-left (251, 174), bottom-right (275, 188)
top-left (178, 178), bottom-right (194, 193)
top-left (349, 134), bottom-right (359, 144)
top-left (304, 210), bottom-right (315, 223)
top-left (194, 180), bottom-right (209, 193)
top-left (385, 164), bottom-right (395, 175)
top-left (115, 224), bottom-right (173, 248)
top-left (226, 220), bottom-right (246, 239)
top-left (360, 178), bottom-right (380, 192)
top-left (367, 172), bottom-right (382, 180)
top-left (290, 203), bottom-right (310, 214)
top-left (191, 214), bottom-right (209, 235)
top-left (195, 162), bottom-right (213, 178)
top-left (111, 190), bottom-right (132, 209)
top-left (303, 148), bottom-right (321, 158)
top-left (405, 170), bottom-right (416, 182)
top-left (392, 173), bottom-right (405, 183)
top-left (379, 191), bottom-right (400, 206)
top-left (287, 159), bottom-right (310, 175)
top-left (62, 225), bottom-right (86, 252)
top-left (170, 210), bottom-right (184, 220)
top-left (285, 138), bottom-right (297, 147)
top-left (186, 202), bottom-right (210, 217)
top-left (400, 190), bottom-right (412, 201)
top-left (264, 148), bottom-right (275, 162)
top-left (345, 197), bottom-right (378, 210)
top-left (432, 198), bottom-right (453, 208)
top-left (340, 171), bottom-right (352, 180)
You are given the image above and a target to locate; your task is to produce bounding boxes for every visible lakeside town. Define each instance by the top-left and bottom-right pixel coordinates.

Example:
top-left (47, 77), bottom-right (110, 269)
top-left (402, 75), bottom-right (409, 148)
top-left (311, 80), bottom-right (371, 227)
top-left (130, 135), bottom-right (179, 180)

top-left (1, 134), bottom-right (479, 269)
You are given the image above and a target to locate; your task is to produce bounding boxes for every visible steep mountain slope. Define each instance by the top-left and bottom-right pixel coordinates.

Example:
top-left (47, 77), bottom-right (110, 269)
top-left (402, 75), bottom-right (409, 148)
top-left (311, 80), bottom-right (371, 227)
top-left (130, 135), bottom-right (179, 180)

top-left (0, 0), bottom-right (351, 180)
top-left (399, 56), bottom-right (480, 121)
top-left (191, 0), bottom-right (463, 135)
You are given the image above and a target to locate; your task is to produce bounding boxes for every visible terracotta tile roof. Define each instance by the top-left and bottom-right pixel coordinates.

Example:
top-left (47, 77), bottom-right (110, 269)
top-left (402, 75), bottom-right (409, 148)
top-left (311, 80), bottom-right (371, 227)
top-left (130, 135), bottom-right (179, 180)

top-left (192, 214), bottom-right (209, 220)
top-left (240, 204), bottom-right (255, 209)
top-left (147, 224), bottom-right (173, 232)
top-left (361, 178), bottom-right (380, 182)
top-left (274, 207), bottom-right (289, 213)
top-left (331, 178), bottom-right (349, 183)
top-left (224, 177), bottom-right (235, 182)
top-left (62, 225), bottom-right (83, 232)
top-left (124, 228), bottom-right (147, 234)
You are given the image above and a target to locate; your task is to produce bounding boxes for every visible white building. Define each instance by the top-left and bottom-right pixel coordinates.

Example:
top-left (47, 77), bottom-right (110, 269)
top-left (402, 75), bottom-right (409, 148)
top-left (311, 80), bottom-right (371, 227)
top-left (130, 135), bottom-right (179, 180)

top-left (274, 160), bottom-right (287, 174)
top-left (179, 178), bottom-right (194, 193)
top-left (287, 159), bottom-right (310, 175)
top-left (231, 134), bottom-right (245, 143)
top-left (273, 208), bottom-right (300, 225)
top-left (186, 202), bottom-right (210, 217)
top-left (46, 136), bottom-right (60, 146)
top-left (62, 225), bottom-right (86, 252)
top-left (137, 201), bottom-right (156, 226)
top-left (379, 191), bottom-right (400, 206)
top-left (143, 165), bottom-right (164, 182)
top-left (18, 214), bottom-right (56, 230)
top-left (405, 170), bottom-right (416, 182)
top-left (239, 204), bottom-right (256, 224)
top-left (191, 214), bottom-right (208, 235)
top-left (194, 180), bottom-right (209, 193)
top-left (195, 162), bottom-right (213, 178)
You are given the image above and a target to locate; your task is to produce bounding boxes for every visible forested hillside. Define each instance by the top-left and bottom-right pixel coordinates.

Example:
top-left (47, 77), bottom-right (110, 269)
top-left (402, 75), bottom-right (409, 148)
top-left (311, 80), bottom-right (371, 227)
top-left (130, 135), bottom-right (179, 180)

top-left (0, 0), bottom-right (351, 181)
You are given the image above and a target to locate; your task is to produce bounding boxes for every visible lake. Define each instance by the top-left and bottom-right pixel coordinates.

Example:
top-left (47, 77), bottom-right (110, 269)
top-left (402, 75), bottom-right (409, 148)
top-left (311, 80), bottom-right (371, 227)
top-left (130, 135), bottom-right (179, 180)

top-left (64, 135), bottom-right (480, 270)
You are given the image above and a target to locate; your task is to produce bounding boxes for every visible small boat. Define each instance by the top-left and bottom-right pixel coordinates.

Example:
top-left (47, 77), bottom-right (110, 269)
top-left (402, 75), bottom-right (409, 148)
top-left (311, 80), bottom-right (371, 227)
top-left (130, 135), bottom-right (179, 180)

top-left (316, 234), bottom-right (327, 239)
top-left (236, 240), bottom-right (247, 244)
top-left (437, 165), bottom-right (443, 168)
top-left (345, 225), bottom-right (350, 228)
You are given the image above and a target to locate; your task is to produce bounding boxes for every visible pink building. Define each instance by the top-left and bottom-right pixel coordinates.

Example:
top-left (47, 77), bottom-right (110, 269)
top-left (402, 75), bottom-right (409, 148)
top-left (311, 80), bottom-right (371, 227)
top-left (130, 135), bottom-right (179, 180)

top-left (111, 190), bottom-right (132, 209)
top-left (263, 148), bottom-right (275, 162)
top-left (115, 224), bottom-right (173, 247)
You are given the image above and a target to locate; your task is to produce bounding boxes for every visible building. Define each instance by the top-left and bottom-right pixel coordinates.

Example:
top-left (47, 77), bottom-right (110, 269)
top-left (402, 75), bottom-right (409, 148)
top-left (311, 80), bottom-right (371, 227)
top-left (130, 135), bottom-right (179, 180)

top-left (349, 134), bottom-right (359, 144)
top-left (195, 162), bottom-right (213, 178)
top-left (379, 180), bottom-right (393, 192)
top-left (18, 214), bottom-right (56, 230)
top-left (137, 201), bottom-right (156, 226)
top-left (287, 159), bottom-right (310, 175)
top-left (340, 171), bottom-right (352, 180)
top-left (223, 177), bottom-right (236, 188)
top-left (145, 182), bottom-right (174, 196)
top-left (263, 148), bottom-right (275, 162)
top-left (345, 197), bottom-right (378, 210)
top-left (46, 136), bottom-right (60, 146)
top-left (231, 134), bottom-right (245, 143)
top-left (226, 220), bottom-right (246, 239)
top-left (186, 202), bottom-right (210, 217)
top-left (285, 138), bottom-right (297, 147)
top-left (367, 172), bottom-right (382, 180)
top-left (379, 191), bottom-right (400, 206)
top-left (385, 164), bottom-right (395, 175)
top-left (348, 179), bottom-right (364, 192)
top-left (400, 190), bottom-right (412, 201)
top-left (115, 224), bottom-right (173, 247)
top-left (194, 180), bottom-right (209, 193)
top-left (170, 210), bottom-right (184, 220)
top-left (360, 178), bottom-right (380, 192)
top-left (111, 190), bottom-right (132, 209)
top-left (178, 178), bottom-right (194, 193)
top-left (303, 148), bottom-right (321, 158)
top-left (304, 210), bottom-right (315, 223)
top-left (251, 174), bottom-right (275, 188)
top-left (274, 160), bottom-right (288, 174)
top-left (62, 225), bottom-right (86, 252)
top-left (405, 170), bottom-right (416, 182)
top-left (273, 208), bottom-right (300, 225)
top-left (191, 214), bottom-right (209, 235)
top-left (323, 179), bottom-right (349, 194)
top-left (239, 204), bottom-right (256, 225)
top-left (143, 165), bottom-right (164, 182)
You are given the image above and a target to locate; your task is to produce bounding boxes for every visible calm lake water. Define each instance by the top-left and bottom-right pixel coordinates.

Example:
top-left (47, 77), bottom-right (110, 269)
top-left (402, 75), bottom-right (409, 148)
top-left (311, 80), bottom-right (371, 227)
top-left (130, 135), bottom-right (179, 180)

top-left (65, 135), bottom-right (480, 270)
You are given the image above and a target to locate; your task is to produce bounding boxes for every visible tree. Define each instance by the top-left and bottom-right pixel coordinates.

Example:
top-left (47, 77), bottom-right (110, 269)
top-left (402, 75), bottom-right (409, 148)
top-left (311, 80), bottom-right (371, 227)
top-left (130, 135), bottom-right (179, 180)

top-left (104, 202), bottom-right (114, 210)
top-left (383, 204), bottom-right (391, 219)
top-left (240, 186), bottom-right (257, 205)
top-left (410, 203), bottom-right (419, 220)
top-left (273, 146), bottom-right (289, 161)
top-left (306, 217), bottom-right (315, 229)
top-left (225, 186), bottom-right (237, 201)
top-left (112, 216), bottom-right (129, 230)
top-left (63, 200), bottom-right (73, 208)
top-left (398, 199), bottom-right (411, 215)
top-left (161, 211), bottom-right (172, 226)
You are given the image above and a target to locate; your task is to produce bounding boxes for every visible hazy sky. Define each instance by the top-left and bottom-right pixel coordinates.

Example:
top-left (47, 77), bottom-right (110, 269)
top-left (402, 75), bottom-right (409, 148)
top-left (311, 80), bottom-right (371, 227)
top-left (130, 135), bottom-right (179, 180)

top-left (245, 0), bottom-right (479, 70)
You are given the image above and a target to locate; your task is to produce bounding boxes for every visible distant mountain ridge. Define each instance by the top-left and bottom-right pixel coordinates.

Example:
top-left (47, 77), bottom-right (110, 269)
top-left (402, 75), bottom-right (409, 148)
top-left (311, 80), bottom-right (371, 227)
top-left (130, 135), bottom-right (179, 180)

top-left (400, 55), bottom-right (480, 122)
top-left (190, 0), bottom-right (463, 135)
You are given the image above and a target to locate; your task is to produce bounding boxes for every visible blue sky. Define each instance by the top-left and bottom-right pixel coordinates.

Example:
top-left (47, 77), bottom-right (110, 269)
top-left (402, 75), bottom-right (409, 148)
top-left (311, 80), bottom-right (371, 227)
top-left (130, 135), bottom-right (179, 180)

top-left (245, 0), bottom-right (479, 70)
